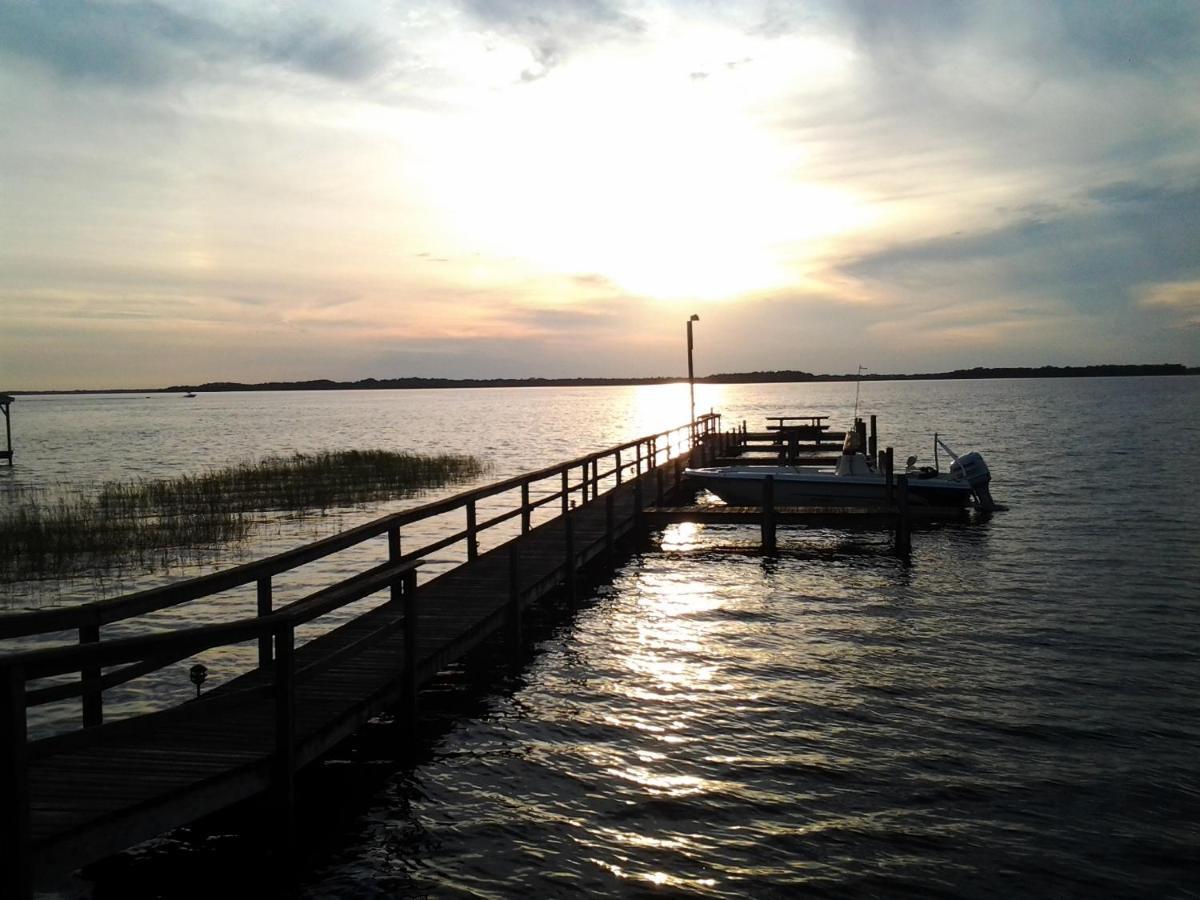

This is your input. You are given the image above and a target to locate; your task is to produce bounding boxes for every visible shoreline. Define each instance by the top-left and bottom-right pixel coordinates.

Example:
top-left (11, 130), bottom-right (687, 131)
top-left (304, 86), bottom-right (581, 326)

top-left (3, 364), bottom-right (1194, 396)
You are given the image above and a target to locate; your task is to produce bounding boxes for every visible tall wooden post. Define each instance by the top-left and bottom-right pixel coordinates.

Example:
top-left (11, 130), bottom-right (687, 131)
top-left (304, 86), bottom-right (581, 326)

top-left (615, 449), bottom-right (622, 484)
top-left (869, 415), bottom-right (878, 466)
top-left (884, 447), bottom-right (894, 504)
top-left (561, 469), bottom-right (569, 516)
top-left (0, 396), bottom-right (12, 466)
top-left (520, 482), bottom-right (531, 533)
top-left (761, 475), bottom-right (777, 554)
top-left (0, 664), bottom-right (30, 900)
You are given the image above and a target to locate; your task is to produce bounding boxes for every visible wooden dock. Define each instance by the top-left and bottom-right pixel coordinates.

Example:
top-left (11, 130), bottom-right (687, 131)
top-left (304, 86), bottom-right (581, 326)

top-left (0, 416), bottom-right (730, 898)
top-left (0, 412), bottom-right (943, 896)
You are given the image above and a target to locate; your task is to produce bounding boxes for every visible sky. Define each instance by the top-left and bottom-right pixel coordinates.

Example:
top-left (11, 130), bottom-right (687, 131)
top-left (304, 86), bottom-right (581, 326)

top-left (1, 0), bottom-right (1198, 390)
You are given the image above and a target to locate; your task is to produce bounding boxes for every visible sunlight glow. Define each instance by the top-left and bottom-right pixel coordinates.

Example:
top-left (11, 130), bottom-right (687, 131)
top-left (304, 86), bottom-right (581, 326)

top-left (429, 29), bottom-right (872, 302)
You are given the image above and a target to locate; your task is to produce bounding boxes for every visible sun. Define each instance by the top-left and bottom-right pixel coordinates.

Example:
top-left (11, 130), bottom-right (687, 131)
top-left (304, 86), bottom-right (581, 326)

top-left (423, 29), bottom-right (871, 302)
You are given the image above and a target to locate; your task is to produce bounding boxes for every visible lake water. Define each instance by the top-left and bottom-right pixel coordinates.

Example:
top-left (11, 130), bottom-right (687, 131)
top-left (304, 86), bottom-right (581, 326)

top-left (2, 378), bottom-right (1198, 897)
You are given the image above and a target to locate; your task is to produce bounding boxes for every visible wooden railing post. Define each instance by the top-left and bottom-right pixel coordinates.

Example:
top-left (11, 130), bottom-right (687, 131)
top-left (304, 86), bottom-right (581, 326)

top-left (869, 414), bottom-right (878, 467)
top-left (520, 481), bottom-right (531, 533)
top-left (0, 664), bottom-right (31, 900)
top-left (591, 458), bottom-right (599, 496)
top-left (762, 475), bottom-right (777, 554)
top-left (636, 441), bottom-right (643, 476)
top-left (80, 611), bottom-right (101, 727)
top-left (257, 575), bottom-right (273, 667)
top-left (466, 500), bottom-right (478, 561)
top-left (388, 524), bottom-right (402, 607)
top-left (615, 449), bottom-right (622, 485)
top-left (561, 469), bottom-right (569, 516)
top-left (272, 624), bottom-right (296, 860)
top-left (884, 447), bottom-right (895, 504)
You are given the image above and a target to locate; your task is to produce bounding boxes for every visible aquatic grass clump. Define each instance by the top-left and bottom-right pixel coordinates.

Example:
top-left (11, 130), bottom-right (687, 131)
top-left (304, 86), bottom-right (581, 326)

top-left (1, 449), bottom-right (489, 582)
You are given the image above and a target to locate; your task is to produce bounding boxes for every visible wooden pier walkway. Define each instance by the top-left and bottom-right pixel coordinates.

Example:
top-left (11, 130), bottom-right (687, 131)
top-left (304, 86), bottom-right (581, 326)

top-left (0, 416), bottom-right (727, 898)
top-left (0, 411), bottom-right (940, 896)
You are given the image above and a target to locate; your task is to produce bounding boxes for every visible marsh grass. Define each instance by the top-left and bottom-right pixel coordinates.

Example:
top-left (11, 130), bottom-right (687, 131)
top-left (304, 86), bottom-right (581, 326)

top-left (1, 450), bottom-right (488, 582)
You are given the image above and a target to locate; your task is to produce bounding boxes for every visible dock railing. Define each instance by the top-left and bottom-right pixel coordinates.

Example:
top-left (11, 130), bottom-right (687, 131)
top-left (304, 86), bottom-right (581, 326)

top-left (0, 414), bottom-right (723, 896)
top-left (0, 413), bottom-right (721, 737)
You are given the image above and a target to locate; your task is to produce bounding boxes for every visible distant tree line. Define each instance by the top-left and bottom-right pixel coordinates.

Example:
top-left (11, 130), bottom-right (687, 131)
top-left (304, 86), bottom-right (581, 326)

top-left (161, 364), bottom-right (1191, 393)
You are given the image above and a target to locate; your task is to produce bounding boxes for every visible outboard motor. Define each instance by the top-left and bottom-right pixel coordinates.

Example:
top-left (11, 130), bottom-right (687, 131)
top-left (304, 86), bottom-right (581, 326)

top-left (950, 451), bottom-right (996, 512)
top-left (836, 427), bottom-right (874, 476)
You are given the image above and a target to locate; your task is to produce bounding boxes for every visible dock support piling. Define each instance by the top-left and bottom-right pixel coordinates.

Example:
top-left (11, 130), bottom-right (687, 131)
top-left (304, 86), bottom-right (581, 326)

top-left (761, 475), bottom-right (777, 554)
top-left (895, 475), bottom-right (912, 557)
top-left (564, 504), bottom-right (577, 606)
top-left (0, 396), bottom-right (12, 466)
top-left (869, 415), bottom-right (878, 466)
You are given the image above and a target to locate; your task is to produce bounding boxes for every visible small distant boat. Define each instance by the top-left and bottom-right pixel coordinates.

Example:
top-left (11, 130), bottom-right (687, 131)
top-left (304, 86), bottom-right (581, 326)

top-left (183, 392), bottom-right (197, 398)
top-left (686, 431), bottom-right (997, 511)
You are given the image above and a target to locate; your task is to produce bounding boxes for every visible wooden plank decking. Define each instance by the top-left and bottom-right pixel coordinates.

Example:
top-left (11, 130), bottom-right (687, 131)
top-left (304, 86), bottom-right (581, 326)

top-left (18, 455), bottom-right (664, 888)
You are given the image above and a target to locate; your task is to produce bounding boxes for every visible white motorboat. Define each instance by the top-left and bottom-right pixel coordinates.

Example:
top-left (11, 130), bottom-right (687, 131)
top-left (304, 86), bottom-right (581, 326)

top-left (686, 431), bottom-right (997, 511)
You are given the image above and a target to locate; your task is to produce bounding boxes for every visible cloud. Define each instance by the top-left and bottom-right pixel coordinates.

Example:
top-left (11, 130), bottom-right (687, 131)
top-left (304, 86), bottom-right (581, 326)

top-left (0, 1), bottom-right (402, 89)
top-left (1138, 280), bottom-right (1200, 328)
top-left (458, 0), bottom-right (645, 79)
top-left (839, 180), bottom-right (1200, 317)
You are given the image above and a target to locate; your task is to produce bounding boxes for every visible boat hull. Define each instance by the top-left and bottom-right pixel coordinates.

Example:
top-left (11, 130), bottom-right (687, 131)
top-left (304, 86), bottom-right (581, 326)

top-left (684, 466), bottom-right (975, 508)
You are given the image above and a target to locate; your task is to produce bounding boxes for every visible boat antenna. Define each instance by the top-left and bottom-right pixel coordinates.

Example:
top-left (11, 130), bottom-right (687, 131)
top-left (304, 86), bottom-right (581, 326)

top-left (852, 365), bottom-right (867, 421)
